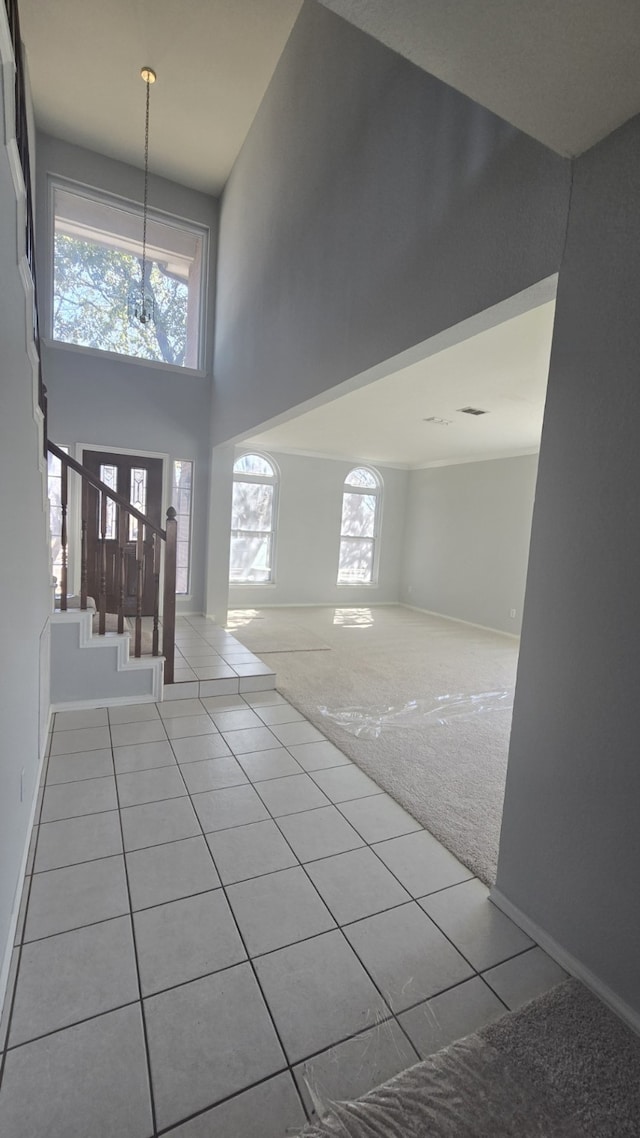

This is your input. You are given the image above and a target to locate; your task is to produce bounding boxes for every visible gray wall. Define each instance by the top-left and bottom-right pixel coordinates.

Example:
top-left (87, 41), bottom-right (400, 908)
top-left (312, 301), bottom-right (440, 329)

top-left (0, 54), bottom-right (51, 995)
top-left (497, 114), bottom-right (640, 1019)
top-left (229, 451), bottom-right (408, 608)
top-left (212, 0), bottom-right (570, 444)
top-left (36, 134), bottom-right (218, 613)
top-left (401, 455), bottom-right (538, 634)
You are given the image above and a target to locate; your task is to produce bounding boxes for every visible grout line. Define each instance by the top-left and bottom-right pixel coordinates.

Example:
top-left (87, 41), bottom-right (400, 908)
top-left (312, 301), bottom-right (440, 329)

top-left (107, 717), bottom-right (159, 1138)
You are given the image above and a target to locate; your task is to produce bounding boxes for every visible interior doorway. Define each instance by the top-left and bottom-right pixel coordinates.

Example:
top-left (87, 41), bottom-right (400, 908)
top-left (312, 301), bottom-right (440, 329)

top-left (82, 450), bottom-right (163, 616)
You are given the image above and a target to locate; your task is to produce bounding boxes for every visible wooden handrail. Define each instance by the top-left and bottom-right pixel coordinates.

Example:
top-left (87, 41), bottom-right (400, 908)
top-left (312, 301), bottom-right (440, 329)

top-left (48, 442), bottom-right (166, 538)
top-left (48, 440), bottom-right (176, 683)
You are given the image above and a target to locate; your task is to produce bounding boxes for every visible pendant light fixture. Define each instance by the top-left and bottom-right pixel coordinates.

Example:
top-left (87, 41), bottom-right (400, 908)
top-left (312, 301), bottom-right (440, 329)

top-left (131, 66), bottom-right (156, 326)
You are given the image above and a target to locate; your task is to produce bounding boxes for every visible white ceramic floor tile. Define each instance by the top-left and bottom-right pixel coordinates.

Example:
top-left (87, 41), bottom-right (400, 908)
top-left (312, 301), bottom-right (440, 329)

top-left (158, 698), bottom-right (206, 719)
top-left (198, 678), bottom-right (240, 697)
top-left (344, 902), bottom-right (474, 1012)
top-left (372, 831), bottom-right (474, 897)
top-left (9, 916), bottom-right (138, 1046)
top-left (255, 704), bottom-right (305, 726)
top-left (25, 856), bottom-right (129, 941)
top-left (0, 946), bottom-right (19, 1050)
top-left (170, 732), bottom-right (232, 763)
top-left (116, 765), bottom-right (186, 808)
top-left (227, 866), bottom-right (335, 956)
top-left (306, 847), bottom-right (411, 925)
top-left (294, 1018), bottom-right (418, 1117)
top-left (339, 795), bottom-right (422, 844)
top-left (41, 776), bottom-right (118, 823)
top-left (482, 946), bottom-right (567, 1010)
top-left (54, 708), bottom-right (108, 731)
top-left (108, 703), bottom-right (160, 725)
top-left (254, 930), bottom-right (391, 1064)
top-left (210, 708), bottom-right (264, 732)
top-left (398, 976), bottom-right (507, 1057)
top-left (134, 890), bottom-right (246, 995)
top-left (237, 747), bottom-right (304, 782)
top-left (221, 725), bottom-right (280, 755)
top-left (255, 773), bottom-right (330, 817)
top-left (310, 765), bottom-right (383, 803)
top-left (277, 806), bottom-right (365, 863)
top-left (46, 748), bottom-right (114, 785)
top-left (192, 784), bottom-right (270, 833)
top-left (110, 720), bottom-right (167, 748)
top-left (164, 715), bottom-right (219, 740)
top-left (239, 675), bottom-right (277, 694)
top-left (49, 726), bottom-right (111, 756)
top-left (243, 691), bottom-right (287, 708)
top-left (419, 879), bottom-right (534, 971)
top-left (163, 681), bottom-right (200, 701)
top-left (35, 812), bottom-right (123, 872)
top-left (0, 1005), bottom-right (152, 1138)
top-left (193, 665), bottom-right (237, 680)
top-left (287, 740), bottom-right (352, 771)
top-left (269, 721), bottom-right (325, 747)
top-left (120, 796), bottom-right (201, 851)
top-left (200, 694), bottom-right (248, 713)
top-left (113, 740), bottom-right (176, 774)
top-left (144, 964), bottom-right (286, 1131)
top-left (173, 669), bottom-right (198, 682)
top-left (206, 820), bottom-right (298, 885)
top-left (180, 756), bottom-right (248, 793)
top-left (126, 836), bottom-right (220, 911)
top-left (163, 1072), bottom-right (306, 1138)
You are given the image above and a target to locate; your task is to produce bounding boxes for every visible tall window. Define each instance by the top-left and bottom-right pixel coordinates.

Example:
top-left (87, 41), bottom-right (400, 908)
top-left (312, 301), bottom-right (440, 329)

top-left (173, 460), bottom-right (193, 595)
top-left (52, 182), bottom-right (206, 368)
top-left (230, 454), bottom-right (278, 584)
top-left (337, 467), bottom-right (382, 585)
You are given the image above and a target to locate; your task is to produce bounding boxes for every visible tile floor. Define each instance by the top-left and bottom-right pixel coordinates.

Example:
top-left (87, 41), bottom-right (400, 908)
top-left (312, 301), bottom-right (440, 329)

top-left (0, 689), bottom-right (567, 1137)
top-left (170, 616), bottom-right (276, 688)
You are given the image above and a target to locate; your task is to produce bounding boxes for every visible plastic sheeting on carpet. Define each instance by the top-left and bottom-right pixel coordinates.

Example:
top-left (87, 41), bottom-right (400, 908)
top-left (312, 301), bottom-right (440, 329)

top-left (318, 690), bottom-right (514, 739)
top-left (297, 1034), bottom-right (582, 1138)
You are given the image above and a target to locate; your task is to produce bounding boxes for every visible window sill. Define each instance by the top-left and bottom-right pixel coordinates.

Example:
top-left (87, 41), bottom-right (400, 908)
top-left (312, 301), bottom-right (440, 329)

top-left (42, 338), bottom-right (208, 379)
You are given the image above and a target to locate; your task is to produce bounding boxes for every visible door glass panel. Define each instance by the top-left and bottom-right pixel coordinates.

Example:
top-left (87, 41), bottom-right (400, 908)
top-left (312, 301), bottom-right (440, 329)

top-left (99, 464), bottom-right (118, 540)
top-left (129, 467), bottom-right (148, 540)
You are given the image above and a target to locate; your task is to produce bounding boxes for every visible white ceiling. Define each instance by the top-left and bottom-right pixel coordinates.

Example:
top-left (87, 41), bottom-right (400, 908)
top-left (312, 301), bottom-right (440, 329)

top-left (319, 0), bottom-right (640, 157)
top-left (19, 0), bottom-right (302, 194)
top-left (247, 301), bottom-right (556, 468)
top-left (18, 1), bottom-right (640, 200)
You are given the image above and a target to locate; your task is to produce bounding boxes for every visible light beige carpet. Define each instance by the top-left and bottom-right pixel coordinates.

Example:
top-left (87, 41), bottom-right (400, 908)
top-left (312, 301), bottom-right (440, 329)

top-left (231, 606), bottom-right (518, 884)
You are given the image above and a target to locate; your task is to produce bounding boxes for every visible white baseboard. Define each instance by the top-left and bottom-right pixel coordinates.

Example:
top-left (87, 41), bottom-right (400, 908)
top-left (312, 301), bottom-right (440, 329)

top-left (50, 694), bottom-right (158, 712)
top-left (490, 887), bottom-right (640, 1037)
top-left (400, 602), bottom-right (520, 640)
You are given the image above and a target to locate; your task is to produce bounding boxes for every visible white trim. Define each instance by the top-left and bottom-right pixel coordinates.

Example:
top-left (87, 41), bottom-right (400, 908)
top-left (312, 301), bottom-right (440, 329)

top-left (42, 337), bottom-right (207, 379)
top-left (50, 610), bottom-right (164, 702)
top-left (242, 443), bottom-right (410, 470)
top-left (400, 602), bottom-right (520, 640)
top-left (50, 694), bottom-right (157, 711)
top-left (490, 888), bottom-right (640, 1038)
top-left (413, 447), bottom-right (539, 471)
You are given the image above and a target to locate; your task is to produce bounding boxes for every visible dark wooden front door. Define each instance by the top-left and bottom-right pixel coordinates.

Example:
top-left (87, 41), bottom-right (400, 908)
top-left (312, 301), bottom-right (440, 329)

top-left (83, 450), bottom-right (163, 617)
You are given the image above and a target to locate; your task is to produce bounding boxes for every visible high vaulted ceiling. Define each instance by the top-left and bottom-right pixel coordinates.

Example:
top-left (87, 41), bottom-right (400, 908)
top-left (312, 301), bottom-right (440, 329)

top-left (19, 1), bottom-right (640, 195)
top-left (247, 302), bottom-right (556, 468)
top-left (19, 0), bottom-right (302, 195)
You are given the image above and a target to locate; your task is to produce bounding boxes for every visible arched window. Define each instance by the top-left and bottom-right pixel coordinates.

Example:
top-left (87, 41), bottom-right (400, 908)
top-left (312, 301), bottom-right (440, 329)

top-left (230, 453), bottom-right (278, 583)
top-left (337, 466), bottom-right (382, 585)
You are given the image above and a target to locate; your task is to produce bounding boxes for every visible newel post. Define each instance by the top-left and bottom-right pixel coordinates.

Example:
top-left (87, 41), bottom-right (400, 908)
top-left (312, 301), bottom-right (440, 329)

top-left (162, 506), bottom-right (177, 684)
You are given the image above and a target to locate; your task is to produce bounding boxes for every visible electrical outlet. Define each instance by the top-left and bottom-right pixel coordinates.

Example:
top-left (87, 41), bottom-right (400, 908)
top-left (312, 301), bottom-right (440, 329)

top-left (509, 608), bottom-right (517, 619)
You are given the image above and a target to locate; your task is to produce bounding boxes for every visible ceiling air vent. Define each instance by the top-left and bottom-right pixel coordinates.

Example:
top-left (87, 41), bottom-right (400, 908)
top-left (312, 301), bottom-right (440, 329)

top-left (458, 406), bottom-right (488, 416)
top-left (423, 416), bottom-right (452, 426)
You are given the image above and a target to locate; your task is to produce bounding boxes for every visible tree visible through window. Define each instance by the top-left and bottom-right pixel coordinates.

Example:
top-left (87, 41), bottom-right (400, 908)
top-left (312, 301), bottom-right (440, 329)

top-left (52, 184), bottom-right (205, 368)
top-left (230, 454), bottom-right (277, 583)
top-left (337, 467), bottom-right (381, 585)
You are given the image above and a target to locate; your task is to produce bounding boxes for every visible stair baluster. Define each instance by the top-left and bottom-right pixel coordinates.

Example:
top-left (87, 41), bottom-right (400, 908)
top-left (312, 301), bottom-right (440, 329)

top-left (80, 479), bottom-right (88, 610)
top-left (135, 525), bottom-right (144, 658)
top-left (117, 502), bottom-right (126, 634)
top-left (152, 531), bottom-right (160, 657)
top-left (163, 508), bottom-right (177, 684)
top-left (98, 489), bottom-right (107, 635)
top-left (60, 460), bottom-right (68, 610)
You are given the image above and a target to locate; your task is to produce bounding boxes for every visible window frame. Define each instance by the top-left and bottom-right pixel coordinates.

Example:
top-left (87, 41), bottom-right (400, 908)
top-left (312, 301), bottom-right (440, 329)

top-left (229, 451), bottom-right (279, 586)
top-left (172, 459), bottom-right (194, 597)
top-left (47, 176), bottom-right (209, 374)
top-left (337, 465), bottom-right (383, 587)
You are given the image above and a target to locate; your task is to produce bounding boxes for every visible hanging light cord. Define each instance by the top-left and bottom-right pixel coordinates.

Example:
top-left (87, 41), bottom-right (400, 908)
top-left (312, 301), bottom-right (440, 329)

top-left (140, 74), bottom-right (151, 319)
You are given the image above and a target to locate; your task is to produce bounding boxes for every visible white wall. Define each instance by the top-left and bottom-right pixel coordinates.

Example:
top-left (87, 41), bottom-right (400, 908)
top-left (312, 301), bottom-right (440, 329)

top-left (213, 1), bottom-right (570, 444)
top-left (401, 455), bottom-right (538, 634)
top-left (228, 450), bottom-right (408, 608)
top-left (0, 25), bottom-right (52, 1001)
top-left (35, 134), bottom-right (218, 613)
top-left (497, 113), bottom-right (640, 1025)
